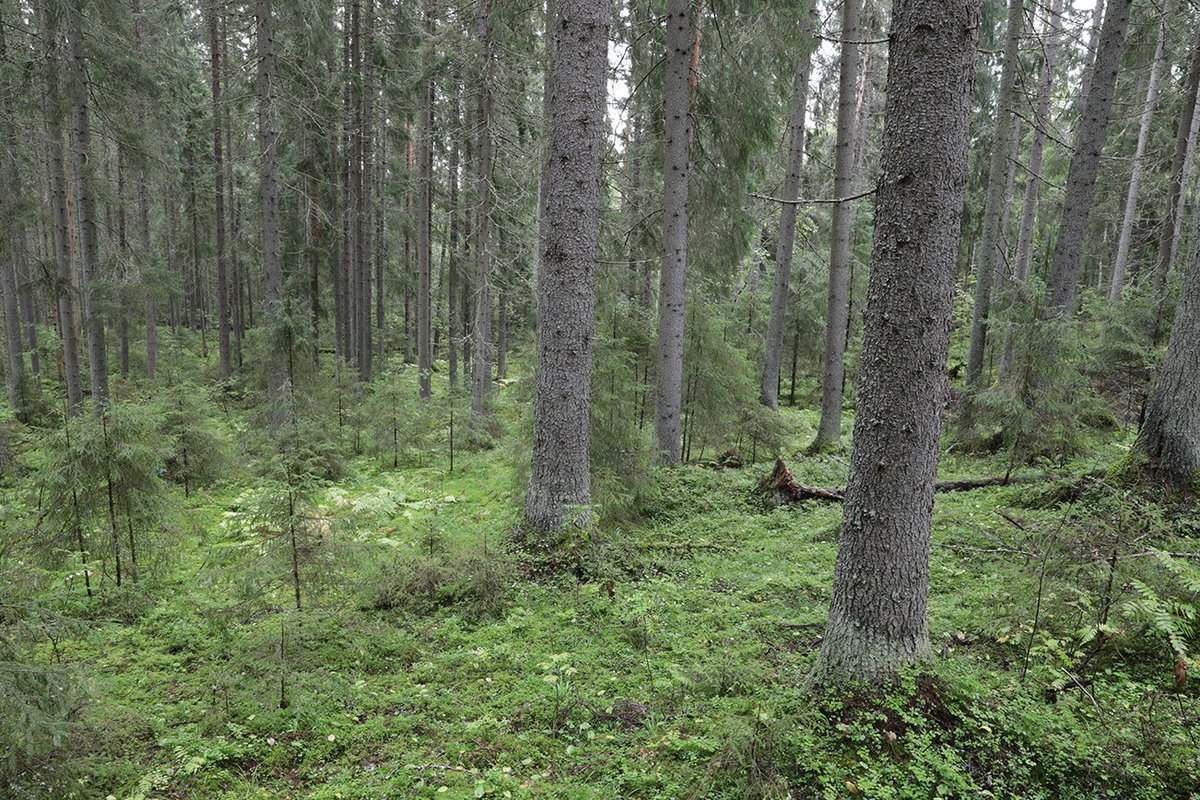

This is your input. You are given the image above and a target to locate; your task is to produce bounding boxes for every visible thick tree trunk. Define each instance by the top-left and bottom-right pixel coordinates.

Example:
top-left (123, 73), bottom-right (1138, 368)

top-left (1108, 0), bottom-right (1172, 302)
top-left (417, 0), bottom-right (434, 399)
top-left (209, 0), bottom-right (231, 381)
top-left (652, 0), bottom-right (693, 464)
top-left (472, 0), bottom-right (495, 422)
top-left (1153, 28), bottom-right (1200, 294)
top-left (812, 0), bottom-right (862, 451)
top-left (760, 15), bottom-right (813, 410)
top-left (965, 0), bottom-right (1023, 387)
top-left (257, 0), bottom-right (286, 402)
top-left (525, 0), bottom-right (610, 534)
top-left (1043, 0), bottom-right (1132, 315)
top-left (1135, 195), bottom-right (1200, 489)
top-left (68, 0), bottom-right (108, 417)
top-left (999, 0), bottom-right (1063, 382)
top-left (813, 0), bottom-right (978, 683)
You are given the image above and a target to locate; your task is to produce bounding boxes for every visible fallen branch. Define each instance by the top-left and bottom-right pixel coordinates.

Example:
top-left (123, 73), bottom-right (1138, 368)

top-left (748, 186), bottom-right (877, 206)
top-left (762, 459), bottom-right (1052, 505)
top-left (934, 542), bottom-right (1038, 559)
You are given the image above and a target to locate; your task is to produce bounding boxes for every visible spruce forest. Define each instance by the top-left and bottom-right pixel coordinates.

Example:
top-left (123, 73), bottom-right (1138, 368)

top-left (4, 0), bottom-right (1200, 795)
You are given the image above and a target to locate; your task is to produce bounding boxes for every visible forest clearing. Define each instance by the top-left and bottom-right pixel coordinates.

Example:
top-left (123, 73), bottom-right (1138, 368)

top-left (3, 0), bottom-right (1200, 796)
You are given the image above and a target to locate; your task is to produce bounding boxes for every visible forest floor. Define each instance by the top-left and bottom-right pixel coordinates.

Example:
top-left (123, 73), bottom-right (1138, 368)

top-left (28, 378), bottom-right (1200, 799)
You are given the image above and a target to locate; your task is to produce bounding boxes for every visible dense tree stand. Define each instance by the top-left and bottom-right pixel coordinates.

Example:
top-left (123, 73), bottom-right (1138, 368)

top-left (812, 0), bottom-right (979, 684)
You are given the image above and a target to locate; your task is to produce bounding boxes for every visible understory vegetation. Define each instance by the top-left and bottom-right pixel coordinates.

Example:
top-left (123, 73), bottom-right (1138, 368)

top-left (2, 340), bottom-right (1197, 800)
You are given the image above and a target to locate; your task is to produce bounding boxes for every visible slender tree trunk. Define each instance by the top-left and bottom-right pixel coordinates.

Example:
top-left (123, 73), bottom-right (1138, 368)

top-left (208, 0), bottom-right (231, 381)
top-left (1135, 195), bottom-right (1200, 489)
top-left (447, 76), bottom-right (461, 390)
top-left (814, 0), bottom-right (979, 683)
top-left (965, 0), bottom-right (1024, 387)
top-left (1000, 0), bottom-right (1063, 382)
top-left (68, 0), bottom-right (107, 416)
top-left (1078, 0), bottom-right (1107, 106)
top-left (338, 6), bottom-right (353, 365)
top-left (471, 0), bottom-right (495, 422)
top-left (257, 0), bottom-right (286, 403)
top-left (376, 65), bottom-right (387, 366)
top-left (417, 0), bottom-right (434, 399)
top-left (652, 0), bottom-right (694, 464)
top-left (19, 252), bottom-right (39, 380)
top-left (760, 14), bottom-right (814, 410)
top-left (357, 0), bottom-right (375, 381)
top-left (306, 135), bottom-right (320, 366)
top-left (225, 17), bottom-right (242, 370)
top-left (1154, 27), bottom-right (1200, 293)
top-left (532, 0), bottom-right (558, 322)
top-left (812, 0), bottom-right (862, 451)
top-left (1108, 0), bottom-right (1173, 302)
top-left (0, 9), bottom-right (28, 419)
top-left (43, 4), bottom-right (83, 419)
top-left (850, 0), bottom-right (877, 183)
top-left (496, 289), bottom-right (506, 379)
top-left (1043, 0), bottom-right (1133, 316)
top-left (133, 0), bottom-right (158, 381)
top-left (116, 150), bottom-right (131, 382)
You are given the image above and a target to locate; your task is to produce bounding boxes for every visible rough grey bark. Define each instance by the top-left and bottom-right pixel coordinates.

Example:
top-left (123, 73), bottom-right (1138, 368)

top-left (652, 0), bottom-right (693, 464)
top-left (532, 0), bottom-right (557, 321)
top-left (1135, 198), bottom-right (1200, 489)
top-left (417, 0), bottom-right (433, 399)
top-left (965, 0), bottom-right (1023, 387)
top-left (1154, 27), bottom-right (1200, 292)
top-left (812, 0), bottom-right (862, 451)
top-left (1108, 0), bottom-right (1173, 302)
top-left (447, 75), bottom-right (461, 390)
top-left (525, 0), bottom-right (610, 534)
top-left (133, 0), bottom-right (157, 381)
top-left (760, 12), bottom-right (814, 411)
top-left (999, 0), bottom-right (1063, 382)
top-left (339, 5), bottom-right (354, 366)
top-left (209, 0), bottom-right (231, 381)
top-left (257, 0), bottom-right (286, 401)
top-left (0, 10), bottom-right (28, 419)
top-left (813, 0), bottom-right (978, 683)
top-left (43, 3), bottom-right (80, 410)
top-left (1077, 0), bottom-right (1107, 105)
top-left (472, 0), bottom-right (495, 422)
top-left (68, 0), bottom-right (108, 417)
top-left (376, 71), bottom-right (387, 367)
top-left (850, 0), bottom-right (878, 183)
top-left (357, 0), bottom-right (374, 382)
top-left (1043, 0), bottom-right (1132, 315)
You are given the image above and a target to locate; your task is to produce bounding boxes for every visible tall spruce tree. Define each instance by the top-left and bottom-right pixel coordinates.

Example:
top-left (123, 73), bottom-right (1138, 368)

top-left (815, 0), bottom-right (979, 682)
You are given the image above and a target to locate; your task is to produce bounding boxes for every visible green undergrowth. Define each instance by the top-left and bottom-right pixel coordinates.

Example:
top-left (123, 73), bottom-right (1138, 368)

top-left (6, 396), bottom-right (1199, 799)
